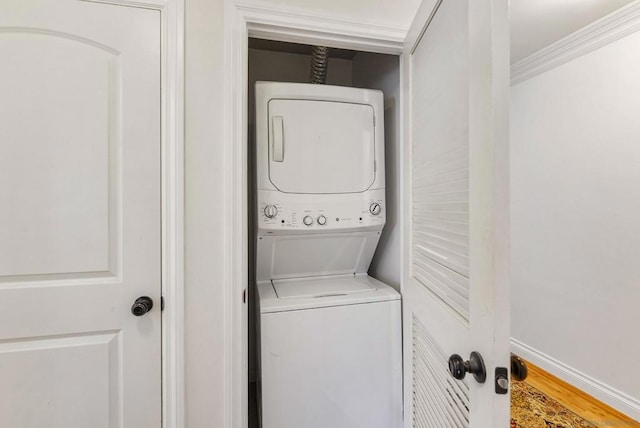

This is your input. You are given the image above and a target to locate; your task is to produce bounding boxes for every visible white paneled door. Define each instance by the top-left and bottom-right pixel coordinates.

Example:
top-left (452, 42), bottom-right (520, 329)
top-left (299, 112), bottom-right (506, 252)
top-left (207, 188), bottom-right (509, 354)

top-left (0, 1), bottom-right (161, 427)
top-left (402, 0), bottom-right (510, 426)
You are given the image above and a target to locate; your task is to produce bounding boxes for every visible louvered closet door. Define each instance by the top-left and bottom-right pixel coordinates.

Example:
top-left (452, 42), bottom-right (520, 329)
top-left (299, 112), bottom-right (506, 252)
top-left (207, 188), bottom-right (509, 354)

top-left (401, 0), bottom-right (510, 426)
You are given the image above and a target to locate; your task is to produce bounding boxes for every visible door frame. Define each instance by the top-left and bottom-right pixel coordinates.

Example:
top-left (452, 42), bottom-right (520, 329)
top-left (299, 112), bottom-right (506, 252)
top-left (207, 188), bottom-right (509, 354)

top-left (81, 1), bottom-right (185, 427)
top-left (224, 3), bottom-right (406, 427)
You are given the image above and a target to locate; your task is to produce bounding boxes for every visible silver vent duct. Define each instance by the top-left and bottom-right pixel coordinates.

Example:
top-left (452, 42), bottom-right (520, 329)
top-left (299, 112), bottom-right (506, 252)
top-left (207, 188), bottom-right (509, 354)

top-left (310, 46), bottom-right (329, 84)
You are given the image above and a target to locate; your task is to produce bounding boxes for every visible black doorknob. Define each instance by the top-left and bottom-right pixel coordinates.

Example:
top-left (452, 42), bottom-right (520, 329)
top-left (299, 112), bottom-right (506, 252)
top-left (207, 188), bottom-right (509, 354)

top-left (131, 296), bottom-right (153, 316)
top-left (511, 354), bottom-right (528, 381)
top-left (448, 351), bottom-right (487, 383)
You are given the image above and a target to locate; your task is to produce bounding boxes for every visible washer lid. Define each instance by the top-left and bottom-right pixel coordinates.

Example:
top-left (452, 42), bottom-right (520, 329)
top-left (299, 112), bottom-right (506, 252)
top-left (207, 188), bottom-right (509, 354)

top-left (258, 274), bottom-right (400, 313)
top-left (272, 275), bottom-right (377, 299)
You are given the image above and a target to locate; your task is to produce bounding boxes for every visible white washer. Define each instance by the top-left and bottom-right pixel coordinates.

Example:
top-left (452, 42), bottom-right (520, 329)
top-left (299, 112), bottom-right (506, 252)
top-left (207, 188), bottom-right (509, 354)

top-left (254, 82), bottom-right (402, 428)
top-left (257, 274), bottom-right (402, 428)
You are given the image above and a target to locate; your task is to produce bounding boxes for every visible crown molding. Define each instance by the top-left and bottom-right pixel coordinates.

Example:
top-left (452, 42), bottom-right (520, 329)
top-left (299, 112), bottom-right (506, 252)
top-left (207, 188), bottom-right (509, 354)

top-left (511, 0), bottom-right (640, 85)
top-left (234, 0), bottom-right (406, 53)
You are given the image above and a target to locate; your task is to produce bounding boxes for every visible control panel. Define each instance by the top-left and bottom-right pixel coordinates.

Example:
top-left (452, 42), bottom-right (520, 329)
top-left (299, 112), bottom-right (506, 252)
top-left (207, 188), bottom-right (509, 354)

top-left (257, 189), bottom-right (385, 233)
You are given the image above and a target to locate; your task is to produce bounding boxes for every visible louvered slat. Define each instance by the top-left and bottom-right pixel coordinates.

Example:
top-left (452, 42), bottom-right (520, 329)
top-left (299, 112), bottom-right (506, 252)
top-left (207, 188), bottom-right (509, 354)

top-left (411, 91), bottom-right (470, 319)
top-left (412, 315), bottom-right (469, 428)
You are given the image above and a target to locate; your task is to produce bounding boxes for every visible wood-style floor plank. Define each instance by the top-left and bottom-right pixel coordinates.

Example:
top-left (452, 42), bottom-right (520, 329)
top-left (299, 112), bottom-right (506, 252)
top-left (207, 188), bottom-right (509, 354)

top-left (521, 359), bottom-right (640, 427)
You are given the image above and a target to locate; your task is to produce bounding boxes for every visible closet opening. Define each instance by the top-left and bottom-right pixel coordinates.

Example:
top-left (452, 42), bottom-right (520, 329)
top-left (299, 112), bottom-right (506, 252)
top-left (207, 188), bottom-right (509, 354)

top-left (246, 37), bottom-right (402, 427)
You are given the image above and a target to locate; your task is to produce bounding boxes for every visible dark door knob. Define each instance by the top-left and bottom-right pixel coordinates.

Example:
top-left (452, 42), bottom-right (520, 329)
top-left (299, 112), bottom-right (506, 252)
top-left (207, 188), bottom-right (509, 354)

top-left (511, 354), bottom-right (528, 381)
top-left (448, 351), bottom-right (487, 383)
top-left (131, 296), bottom-right (153, 316)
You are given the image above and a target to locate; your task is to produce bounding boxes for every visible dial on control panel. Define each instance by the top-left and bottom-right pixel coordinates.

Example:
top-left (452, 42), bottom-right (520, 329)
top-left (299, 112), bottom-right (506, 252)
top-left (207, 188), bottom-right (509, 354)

top-left (317, 215), bottom-right (327, 225)
top-left (264, 205), bottom-right (278, 219)
top-left (369, 203), bottom-right (382, 216)
top-left (303, 215), bottom-right (314, 226)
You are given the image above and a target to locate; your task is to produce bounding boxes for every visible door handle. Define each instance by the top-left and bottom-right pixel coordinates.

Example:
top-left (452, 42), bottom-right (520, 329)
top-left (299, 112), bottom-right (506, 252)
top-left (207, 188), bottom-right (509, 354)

top-left (131, 296), bottom-right (154, 316)
top-left (511, 354), bottom-right (528, 381)
top-left (448, 351), bottom-right (487, 383)
top-left (271, 116), bottom-right (284, 162)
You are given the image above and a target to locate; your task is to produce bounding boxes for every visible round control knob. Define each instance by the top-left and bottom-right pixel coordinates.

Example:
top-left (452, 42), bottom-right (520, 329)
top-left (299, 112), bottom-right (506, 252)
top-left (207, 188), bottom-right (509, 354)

top-left (317, 215), bottom-right (327, 225)
top-left (264, 205), bottom-right (278, 219)
top-left (303, 215), bottom-right (313, 226)
top-left (369, 203), bottom-right (382, 216)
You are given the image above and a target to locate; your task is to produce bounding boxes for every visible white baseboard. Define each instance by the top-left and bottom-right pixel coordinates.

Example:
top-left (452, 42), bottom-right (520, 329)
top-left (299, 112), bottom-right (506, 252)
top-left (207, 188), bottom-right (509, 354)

top-left (511, 338), bottom-right (640, 422)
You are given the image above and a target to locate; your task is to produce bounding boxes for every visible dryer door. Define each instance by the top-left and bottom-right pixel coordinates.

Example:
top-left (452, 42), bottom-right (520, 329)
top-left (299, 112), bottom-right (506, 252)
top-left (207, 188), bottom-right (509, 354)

top-left (267, 99), bottom-right (376, 194)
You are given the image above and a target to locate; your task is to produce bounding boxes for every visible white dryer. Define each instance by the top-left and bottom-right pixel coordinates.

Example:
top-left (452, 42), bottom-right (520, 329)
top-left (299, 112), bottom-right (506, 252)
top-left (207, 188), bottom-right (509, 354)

top-left (254, 82), bottom-right (402, 428)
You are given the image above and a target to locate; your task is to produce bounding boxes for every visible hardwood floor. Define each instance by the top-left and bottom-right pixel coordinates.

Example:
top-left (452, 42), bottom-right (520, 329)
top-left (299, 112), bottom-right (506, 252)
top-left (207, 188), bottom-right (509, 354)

top-left (521, 359), bottom-right (640, 427)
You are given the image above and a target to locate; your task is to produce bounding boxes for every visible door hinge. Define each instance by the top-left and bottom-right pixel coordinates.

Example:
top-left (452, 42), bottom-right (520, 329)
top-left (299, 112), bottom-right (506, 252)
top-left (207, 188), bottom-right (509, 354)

top-left (161, 296), bottom-right (165, 311)
top-left (243, 289), bottom-right (247, 304)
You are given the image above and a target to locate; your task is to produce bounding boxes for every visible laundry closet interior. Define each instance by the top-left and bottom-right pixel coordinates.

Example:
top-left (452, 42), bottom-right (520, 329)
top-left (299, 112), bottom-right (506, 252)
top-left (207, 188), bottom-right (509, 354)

top-left (246, 38), bottom-right (403, 427)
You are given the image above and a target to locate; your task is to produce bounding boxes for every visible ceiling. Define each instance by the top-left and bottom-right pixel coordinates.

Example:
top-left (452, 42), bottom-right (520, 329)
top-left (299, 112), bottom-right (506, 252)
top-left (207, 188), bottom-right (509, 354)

top-left (510, 0), bottom-right (636, 63)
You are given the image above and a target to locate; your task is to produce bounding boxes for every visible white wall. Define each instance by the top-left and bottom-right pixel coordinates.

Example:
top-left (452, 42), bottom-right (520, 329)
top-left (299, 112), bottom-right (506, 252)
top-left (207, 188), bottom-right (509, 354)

top-left (511, 28), bottom-right (640, 412)
top-left (352, 52), bottom-right (402, 290)
top-left (184, 0), bottom-right (228, 426)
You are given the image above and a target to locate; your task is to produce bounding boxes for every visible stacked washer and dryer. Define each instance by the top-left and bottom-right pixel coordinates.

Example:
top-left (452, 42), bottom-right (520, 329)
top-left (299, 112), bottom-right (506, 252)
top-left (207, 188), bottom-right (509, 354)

top-left (255, 82), bottom-right (402, 428)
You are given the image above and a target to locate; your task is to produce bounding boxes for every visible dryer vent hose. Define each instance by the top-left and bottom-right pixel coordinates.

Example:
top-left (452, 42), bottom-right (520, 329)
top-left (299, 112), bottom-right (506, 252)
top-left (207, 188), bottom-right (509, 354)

top-left (310, 46), bottom-right (329, 84)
